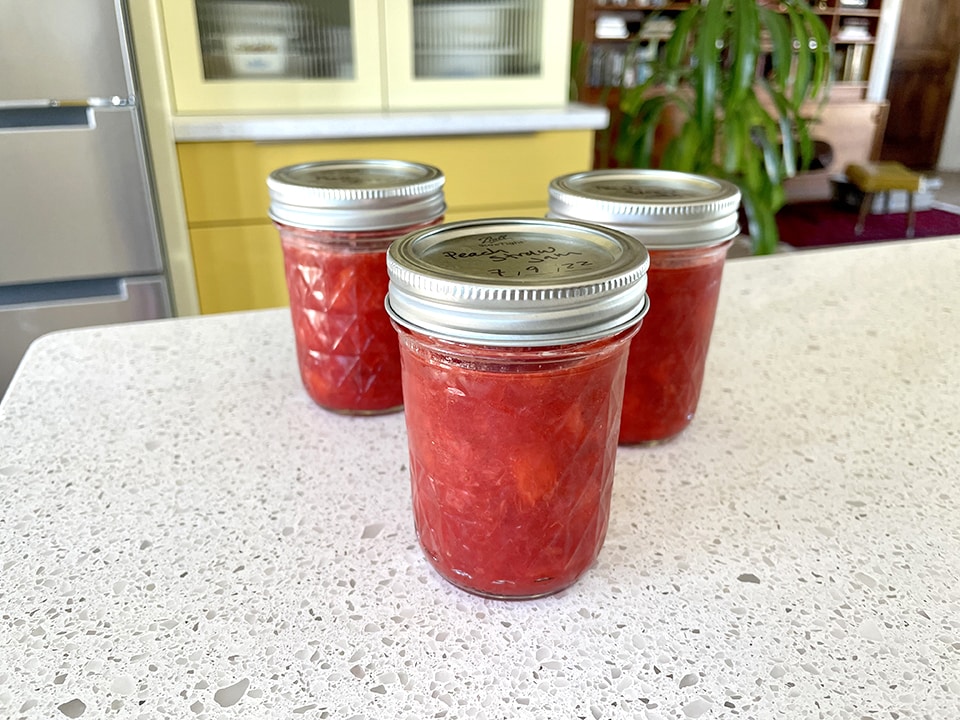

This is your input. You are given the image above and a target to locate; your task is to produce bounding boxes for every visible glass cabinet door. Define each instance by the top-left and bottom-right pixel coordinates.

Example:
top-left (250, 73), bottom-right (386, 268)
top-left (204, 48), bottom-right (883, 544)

top-left (160, 0), bottom-right (383, 113)
top-left (382, 0), bottom-right (573, 110)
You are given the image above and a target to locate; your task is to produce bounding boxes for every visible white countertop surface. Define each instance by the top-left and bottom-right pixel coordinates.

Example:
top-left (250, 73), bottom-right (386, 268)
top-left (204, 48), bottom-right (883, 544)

top-left (2, 237), bottom-right (959, 719)
top-left (171, 103), bottom-right (610, 142)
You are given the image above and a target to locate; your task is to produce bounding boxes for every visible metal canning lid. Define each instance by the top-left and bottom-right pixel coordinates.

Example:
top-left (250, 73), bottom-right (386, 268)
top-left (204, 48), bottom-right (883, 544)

top-left (547, 169), bottom-right (742, 249)
top-left (267, 159), bottom-right (446, 231)
top-left (386, 217), bottom-right (650, 347)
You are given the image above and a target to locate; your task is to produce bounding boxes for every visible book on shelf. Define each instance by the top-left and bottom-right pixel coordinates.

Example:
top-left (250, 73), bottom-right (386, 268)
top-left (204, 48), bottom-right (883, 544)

top-left (842, 43), bottom-right (873, 82)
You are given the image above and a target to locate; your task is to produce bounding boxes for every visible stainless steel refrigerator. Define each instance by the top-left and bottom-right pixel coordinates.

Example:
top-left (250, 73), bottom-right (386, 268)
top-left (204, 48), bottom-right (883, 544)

top-left (0, 0), bottom-right (172, 398)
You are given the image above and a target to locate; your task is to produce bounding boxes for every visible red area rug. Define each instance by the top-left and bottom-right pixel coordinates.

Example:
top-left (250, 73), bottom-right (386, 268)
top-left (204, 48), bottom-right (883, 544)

top-left (775, 201), bottom-right (960, 248)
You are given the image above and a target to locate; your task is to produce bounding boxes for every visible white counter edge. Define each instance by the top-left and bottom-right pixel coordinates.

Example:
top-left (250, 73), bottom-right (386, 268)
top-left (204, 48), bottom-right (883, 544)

top-left (171, 103), bottom-right (610, 142)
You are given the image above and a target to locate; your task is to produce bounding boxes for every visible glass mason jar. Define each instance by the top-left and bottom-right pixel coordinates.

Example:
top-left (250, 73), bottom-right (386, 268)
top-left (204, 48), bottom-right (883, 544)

top-left (267, 159), bottom-right (445, 414)
top-left (548, 169), bottom-right (742, 445)
top-left (386, 218), bottom-right (650, 599)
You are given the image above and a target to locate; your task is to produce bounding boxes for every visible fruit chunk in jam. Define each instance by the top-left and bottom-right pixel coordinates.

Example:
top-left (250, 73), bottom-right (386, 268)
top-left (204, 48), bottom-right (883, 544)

top-left (619, 242), bottom-right (731, 444)
top-left (278, 223), bottom-right (409, 414)
top-left (395, 327), bottom-right (638, 599)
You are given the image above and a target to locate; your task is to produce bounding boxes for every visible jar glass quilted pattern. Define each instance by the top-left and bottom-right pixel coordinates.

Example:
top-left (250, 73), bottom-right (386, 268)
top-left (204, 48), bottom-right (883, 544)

top-left (278, 223), bottom-right (440, 414)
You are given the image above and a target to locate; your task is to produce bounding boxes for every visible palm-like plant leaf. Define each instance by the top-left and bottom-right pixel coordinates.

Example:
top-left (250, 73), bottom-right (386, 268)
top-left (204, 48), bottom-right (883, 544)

top-left (613, 0), bottom-right (832, 254)
top-left (729, 0), bottom-right (760, 105)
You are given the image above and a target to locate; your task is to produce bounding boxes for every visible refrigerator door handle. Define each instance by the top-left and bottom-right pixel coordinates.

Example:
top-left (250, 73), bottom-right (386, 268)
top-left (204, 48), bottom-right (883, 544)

top-left (0, 106), bottom-right (93, 131)
top-left (0, 100), bottom-right (57, 109)
top-left (88, 95), bottom-right (136, 107)
top-left (0, 278), bottom-right (129, 309)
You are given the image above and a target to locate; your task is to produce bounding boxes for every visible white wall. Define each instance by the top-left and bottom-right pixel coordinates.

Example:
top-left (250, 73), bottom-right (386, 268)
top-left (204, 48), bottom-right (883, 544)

top-left (868, 0), bottom-right (901, 102)
top-left (938, 69), bottom-right (960, 170)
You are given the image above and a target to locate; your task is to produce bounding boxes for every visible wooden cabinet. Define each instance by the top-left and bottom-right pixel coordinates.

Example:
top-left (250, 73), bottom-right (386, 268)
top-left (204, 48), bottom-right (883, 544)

top-left (177, 130), bottom-right (596, 314)
top-left (782, 99), bottom-right (889, 201)
top-left (574, 1), bottom-right (693, 97)
top-left (158, 0), bottom-right (573, 114)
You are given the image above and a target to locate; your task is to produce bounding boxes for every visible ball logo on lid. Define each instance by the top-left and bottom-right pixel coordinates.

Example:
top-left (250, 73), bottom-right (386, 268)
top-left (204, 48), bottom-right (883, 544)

top-left (592, 181), bottom-right (691, 200)
top-left (301, 168), bottom-right (400, 189)
top-left (477, 234), bottom-right (518, 247)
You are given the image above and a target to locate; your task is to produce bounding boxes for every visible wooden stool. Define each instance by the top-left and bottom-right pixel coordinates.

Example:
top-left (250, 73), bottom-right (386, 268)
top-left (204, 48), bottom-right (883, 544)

top-left (845, 162), bottom-right (925, 238)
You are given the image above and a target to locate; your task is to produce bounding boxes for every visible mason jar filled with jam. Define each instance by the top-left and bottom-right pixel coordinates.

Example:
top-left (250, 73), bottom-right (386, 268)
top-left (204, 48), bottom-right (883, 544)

top-left (548, 169), bottom-right (741, 444)
top-left (267, 159), bottom-right (445, 414)
top-left (386, 218), bottom-right (650, 599)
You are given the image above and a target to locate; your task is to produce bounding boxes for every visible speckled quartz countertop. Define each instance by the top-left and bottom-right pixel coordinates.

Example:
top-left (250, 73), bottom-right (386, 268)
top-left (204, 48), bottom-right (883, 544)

top-left (2, 237), bottom-right (960, 719)
top-left (171, 104), bottom-right (609, 142)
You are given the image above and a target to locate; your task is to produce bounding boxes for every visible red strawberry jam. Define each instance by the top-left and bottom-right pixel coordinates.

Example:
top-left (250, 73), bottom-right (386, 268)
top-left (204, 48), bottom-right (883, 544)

top-left (278, 224), bottom-right (411, 414)
top-left (396, 326), bottom-right (637, 599)
top-left (619, 242), bottom-right (730, 443)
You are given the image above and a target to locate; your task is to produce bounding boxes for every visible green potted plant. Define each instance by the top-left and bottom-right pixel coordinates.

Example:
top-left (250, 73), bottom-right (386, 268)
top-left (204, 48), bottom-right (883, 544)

top-left (613, 0), bottom-right (833, 254)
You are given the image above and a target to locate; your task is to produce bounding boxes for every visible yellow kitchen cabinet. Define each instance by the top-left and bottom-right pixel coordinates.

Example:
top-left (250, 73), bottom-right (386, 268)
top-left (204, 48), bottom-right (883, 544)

top-left (180, 130), bottom-right (596, 314)
top-left (158, 0), bottom-right (572, 114)
top-left (190, 224), bottom-right (289, 313)
top-left (380, 0), bottom-right (574, 111)
top-left (159, 0), bottom-right (383, 114)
